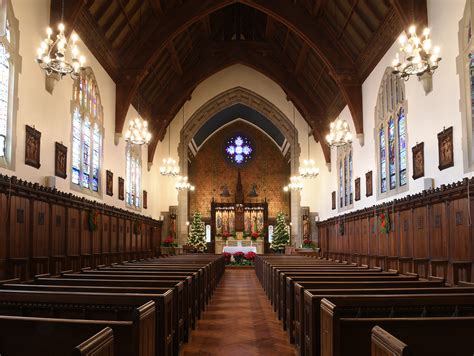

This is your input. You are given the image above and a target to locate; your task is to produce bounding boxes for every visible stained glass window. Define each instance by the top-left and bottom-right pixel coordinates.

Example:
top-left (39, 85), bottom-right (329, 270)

top-left (126, 143), bottom-right (141, 209)
top-left (380, 124), bottom-right (387, 193)
top-left (0, 13), bottom-right (13, 161)
top-left (225, 135), bottom-right (253, 165)
top-left (398, 109), bottom-right (407, 186)
top-left (71, 69), bottom-right (103, 195)
top-left (376, 68), bottom-right (407, 196)
top-left (338, 146), bottom-right (353, 209)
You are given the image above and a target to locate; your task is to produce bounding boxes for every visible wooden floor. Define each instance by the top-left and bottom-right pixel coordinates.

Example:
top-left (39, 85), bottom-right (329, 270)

top-left (181, 269), bottom-right (297, 356)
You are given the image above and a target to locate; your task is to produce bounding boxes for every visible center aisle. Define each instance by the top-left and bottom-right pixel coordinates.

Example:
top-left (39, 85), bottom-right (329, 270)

top-left (180, 269), bottom-right (297, 356)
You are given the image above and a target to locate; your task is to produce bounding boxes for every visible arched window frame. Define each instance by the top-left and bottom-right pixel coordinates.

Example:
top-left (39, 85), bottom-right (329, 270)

top-left (0, 0), bottom-right (20, 170)
top-left (70, 67), bottom-right (104, 197)
top-left (457, 0), bottom-right (474, 172)
top-left (375, 68), bottom-right (409, 199)
top-left (126, 143), bottom-right (142, 210)
top-left (337, 144), bottom-right (353, 212)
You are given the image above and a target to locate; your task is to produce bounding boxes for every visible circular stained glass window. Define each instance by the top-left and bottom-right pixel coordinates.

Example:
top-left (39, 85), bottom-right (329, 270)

top-left (225, 135), bottom-right (253, 165)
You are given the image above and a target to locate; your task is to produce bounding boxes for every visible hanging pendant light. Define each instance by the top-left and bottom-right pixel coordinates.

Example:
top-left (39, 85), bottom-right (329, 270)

top-left (299, 123), bottom-right (319, 178)
top-left (159, 122), bottom-right (180, 176)
top-left (175, 104), bottom-right (195, 191)
top-left (124, 99), bottom-right (151, 145)
top-left (326, 117), bottom-right (353, 148)
top-left (36, 0), bottom-right (85, 79)
top-left (283, 104), bottom-right (304, 192)
top-left (392, 25), bottom-right (442, 81)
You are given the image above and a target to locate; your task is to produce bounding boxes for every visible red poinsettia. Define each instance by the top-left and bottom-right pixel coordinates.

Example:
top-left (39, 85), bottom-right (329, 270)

top-left (223, 252), bottom-right (232, 264)
top-left (222, 231), bottom-right (231, 240)
top-left (245, 251), bottom-right (256, 261)
top-left (162, 236), bottom-right (176, 247)
top-left (250, 232), bottom-right (260, 241)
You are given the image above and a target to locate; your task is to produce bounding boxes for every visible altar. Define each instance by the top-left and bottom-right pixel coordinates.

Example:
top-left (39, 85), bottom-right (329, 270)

top-left (211, 172), bottom-right (268, 254)
top-left (222, 246), bottom-right (257, 254)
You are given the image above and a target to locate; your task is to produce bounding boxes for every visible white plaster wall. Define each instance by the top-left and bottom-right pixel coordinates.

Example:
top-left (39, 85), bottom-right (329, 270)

top-left (0, 0), bottom-right (153, 217)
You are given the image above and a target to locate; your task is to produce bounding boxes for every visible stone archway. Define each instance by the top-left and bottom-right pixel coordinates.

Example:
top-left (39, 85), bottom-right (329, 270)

top-left (177, 87), bottom-right (302, 247)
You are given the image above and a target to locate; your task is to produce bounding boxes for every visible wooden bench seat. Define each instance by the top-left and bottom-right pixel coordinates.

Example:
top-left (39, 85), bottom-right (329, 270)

top-left (0, 302), bottom-right (154, 356)
top-left (317, 294), bottom-right (474, 356)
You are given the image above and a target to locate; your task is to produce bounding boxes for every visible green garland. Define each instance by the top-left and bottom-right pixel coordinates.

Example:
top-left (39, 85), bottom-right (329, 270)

top-left (379, 209), bottom-right (391, 234)
top-left (88, 210), bottom-right (99, 232)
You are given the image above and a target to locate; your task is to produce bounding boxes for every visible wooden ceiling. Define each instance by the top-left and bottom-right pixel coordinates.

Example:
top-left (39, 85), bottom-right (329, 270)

top-left (53, 0), bottom-right (427, 164)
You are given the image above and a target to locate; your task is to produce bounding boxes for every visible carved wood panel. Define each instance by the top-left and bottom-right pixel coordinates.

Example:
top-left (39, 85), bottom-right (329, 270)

top-left (32, 200), bottom-right (50, 257)
top-left (81, 211), bottom-right (91, 255)
top-left (413, 206), bottom-right (429, 259)
top-left (67, 208), bottom-right (80, 256)
top-left (118, 218), bottom-right (125, 253)
top-left (399, 209), bottom-right (413, 257)
top-left (51, 204), bottom-right (66, 256)
top-left (449, 198), bottom-right (471, 261)
top-left (429, 202), bottom-right (448, 259)
top-left (110, 216), bottom-right (118, 253)
top-left (9, 196), bottom-right (30, 258)
top-left (102, 214), bottom-right (110, 253)
top-left (368, 215), bottom-right (377, 255)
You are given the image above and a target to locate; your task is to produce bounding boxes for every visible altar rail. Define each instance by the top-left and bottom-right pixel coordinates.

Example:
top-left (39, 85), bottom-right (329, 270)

top-left (0, 174), bottom-right (162, 280)
top-left (317, 177), bottom-right (474, 285)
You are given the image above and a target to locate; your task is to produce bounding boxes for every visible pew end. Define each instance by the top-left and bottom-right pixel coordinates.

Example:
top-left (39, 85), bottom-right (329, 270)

top-left (72, 327), bottom-right (114, 356)
top-left (371, 325), bottom-right (409, 356)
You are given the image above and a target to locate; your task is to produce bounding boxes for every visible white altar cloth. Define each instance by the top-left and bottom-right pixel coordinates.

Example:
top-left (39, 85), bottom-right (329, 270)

top-left (223, 246), bottom-right (257, 254)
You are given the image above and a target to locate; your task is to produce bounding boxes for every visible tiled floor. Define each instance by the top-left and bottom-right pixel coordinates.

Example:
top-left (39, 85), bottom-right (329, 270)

top-left (181, 269), bottom-right (297, 356)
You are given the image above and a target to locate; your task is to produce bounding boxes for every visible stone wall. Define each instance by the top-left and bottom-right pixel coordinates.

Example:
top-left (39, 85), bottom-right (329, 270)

top-left (188, 121), bottom-right (290, 219)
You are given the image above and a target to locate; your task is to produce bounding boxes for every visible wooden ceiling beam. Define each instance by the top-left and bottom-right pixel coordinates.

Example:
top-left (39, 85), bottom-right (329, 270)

top-left (294, 43), bottom-right (308, 75)
top-left (312, 0), bottom-right (328, 17)
top-left (50, 0), bottom-right (87, 38)
top-left (337, 0), bottom-right (359, 40)
top-left (149, 0), bottom-right (163, 18)
top-left (265, 15), bottom-right (274, 39)
top-left (115, 68), bottom-right (149, 137)
top-left (390, 0), bottom-right (428, 30)
top-left (167, 41), bottom-right (184, 75)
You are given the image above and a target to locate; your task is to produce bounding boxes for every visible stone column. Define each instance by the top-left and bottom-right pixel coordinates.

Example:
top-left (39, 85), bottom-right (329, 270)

top-left (290, 191), bottom-right (301, 247)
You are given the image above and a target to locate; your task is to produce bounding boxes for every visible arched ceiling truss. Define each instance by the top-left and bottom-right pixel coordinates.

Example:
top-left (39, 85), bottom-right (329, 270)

top-left (54, 0), bottom-right (427, 164)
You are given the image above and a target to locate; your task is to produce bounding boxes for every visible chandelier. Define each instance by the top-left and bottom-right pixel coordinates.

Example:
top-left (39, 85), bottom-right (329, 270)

top-left (299, 123), bottom-right (319, 178)
top-left (392, 25), bottom-right (441, 80)
top-left (125, 117), bottom-right (151, 145)
top-left (175, 176), bottom-right (195, 191)
top-left (283, 175), bottom-right (303, 192)
top-left (160, 121), bottom-right (180, 176)
top-left (326, 118), bottom-right (352, 148)
top-left (36, 22), bottom-right (85, 80)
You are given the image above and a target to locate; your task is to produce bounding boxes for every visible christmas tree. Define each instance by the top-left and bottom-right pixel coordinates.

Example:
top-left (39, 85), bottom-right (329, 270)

top-left (187, 212), bottom-right (207, 252)
top-left (270, 212), bottom-right (290, 252)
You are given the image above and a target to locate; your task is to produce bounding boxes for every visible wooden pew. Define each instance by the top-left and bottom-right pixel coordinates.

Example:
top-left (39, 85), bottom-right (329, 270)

top-left (318, 294), bottom-right (474, 356)
top-left (2, 282), bottom-right (184, 353)
top-left (0, 302), bottom-right (154, 356)
top-left (371, 326), bottom-right (409, 356)
top-left (73, 327), bottom-right (115, 356)
top-left (0, 290), bottom-right (165, 356)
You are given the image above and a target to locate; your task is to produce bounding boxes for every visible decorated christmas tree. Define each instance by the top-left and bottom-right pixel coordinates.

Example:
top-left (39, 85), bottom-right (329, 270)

top-left (270, 212), bottom-right (290, 252)
top-left (187, 212), bottom-right (207, 252)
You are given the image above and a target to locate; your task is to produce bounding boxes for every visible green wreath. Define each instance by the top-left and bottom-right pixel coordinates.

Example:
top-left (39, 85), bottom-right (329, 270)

top-left (88, 210), bottom-right (99, 232)
top-left (379, 209), bottom-right (391, 234)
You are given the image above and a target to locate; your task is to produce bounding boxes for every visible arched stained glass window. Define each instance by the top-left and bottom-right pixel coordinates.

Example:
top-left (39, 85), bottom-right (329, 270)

top-left (375, 68), bottom-right (408, 198)
top-left (337, 145), bottom-right (353, 210)
top-left (0, 1), bottom-right (19, 169)
top-left (126, 143), bottom-right (142, 209)
top-left (71, 68), bottom-right (104, 195)
top-left (225, 135), bottom-right (253, 165)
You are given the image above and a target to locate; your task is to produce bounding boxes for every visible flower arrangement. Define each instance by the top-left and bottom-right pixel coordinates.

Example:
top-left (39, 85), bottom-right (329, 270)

top-left (250, 231), bottom-right (260, 241)
top-left (233, 251), bottom-right (245, 264)
top-left (379, 210), bottom-right (391, 234)
top-left (133, 220), bottom-right (141, 235)
top-left (302, 239), bottom-right (315, 249)
top-left (162, 236), bottom-right (177, 247)
top-left (223, 252), bottom-right (232, 264)
top-left (245, 251), bottom-right (256, 261)
top-left (87, 210), bottom-right (99, 232)
top-left (222, 231), bottom-right (231, 241)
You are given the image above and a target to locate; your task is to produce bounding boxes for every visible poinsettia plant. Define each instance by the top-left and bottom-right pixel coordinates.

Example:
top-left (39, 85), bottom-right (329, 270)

top-left (162, 236), bottom-right (177, 247)
top-left (222, 231), bottom-right (231, 241)
top-left (302, 239), bottom-right (315, 248)
top-left (250, 231), bottom-right (260, 241)
top-left (244, 251), bottom-right (256, 261)
top-left (233, 251), bottom-right (245, 264)
top-left (223, 252), bottom-right (232, 264)
top-left (379, 210), bottom-right (391, 234)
